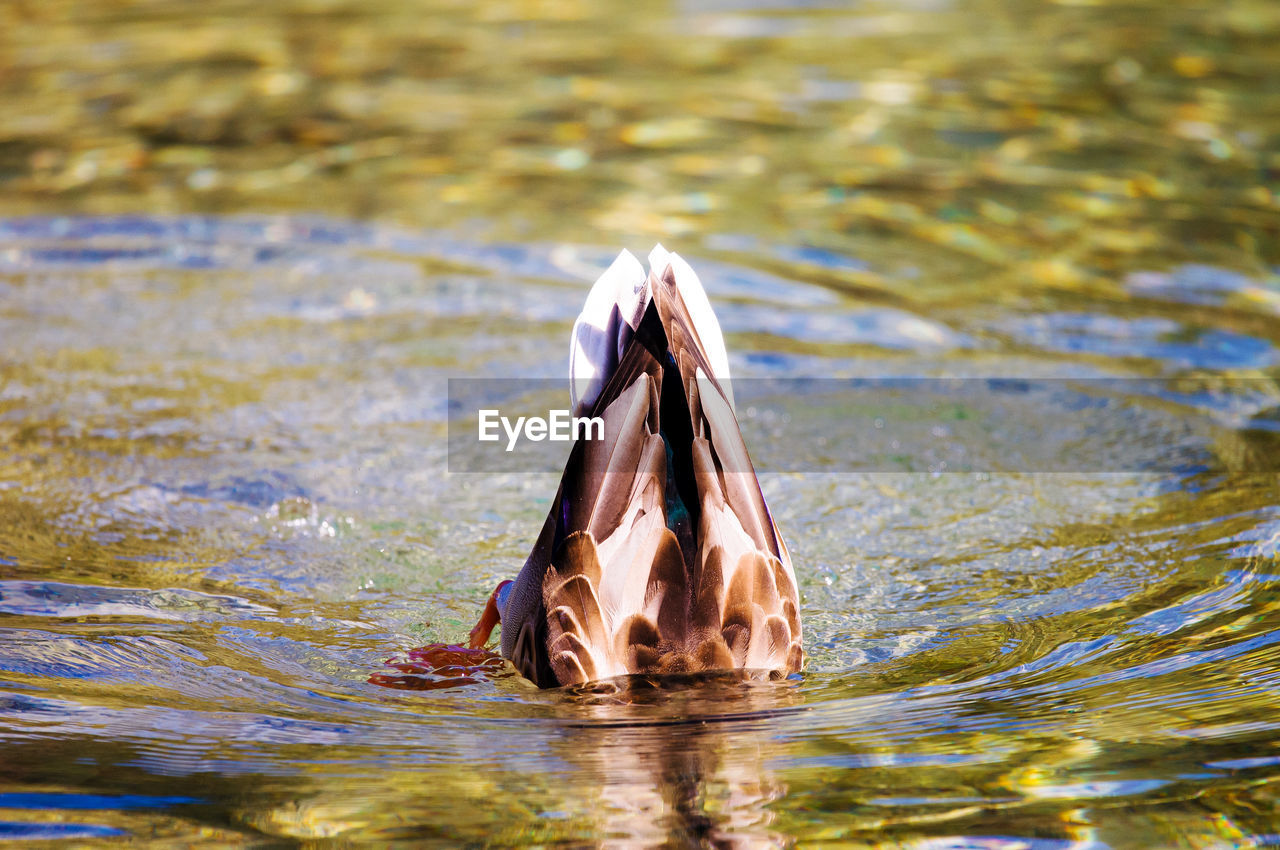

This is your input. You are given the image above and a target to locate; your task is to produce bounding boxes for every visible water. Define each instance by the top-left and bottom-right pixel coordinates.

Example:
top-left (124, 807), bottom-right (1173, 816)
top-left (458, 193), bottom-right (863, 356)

top-left (2, 0), bottom-right (1280, 846)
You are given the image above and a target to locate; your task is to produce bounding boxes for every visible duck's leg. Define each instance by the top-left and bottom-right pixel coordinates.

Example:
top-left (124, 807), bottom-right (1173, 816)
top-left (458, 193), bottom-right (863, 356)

top-left (468, 580), bottom-right (512, 649)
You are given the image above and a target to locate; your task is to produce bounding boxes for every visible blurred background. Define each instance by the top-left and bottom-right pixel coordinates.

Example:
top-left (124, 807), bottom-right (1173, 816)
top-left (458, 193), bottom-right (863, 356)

top-left (3, 0), bottom-right (1277, 281)
top-left (2, 0), bottom-right (1280, 846)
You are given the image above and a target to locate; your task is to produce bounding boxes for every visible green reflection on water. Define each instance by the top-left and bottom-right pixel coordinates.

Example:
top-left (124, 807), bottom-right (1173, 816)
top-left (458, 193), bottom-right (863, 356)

top-left (2, 0), bottom-right (1278, 285)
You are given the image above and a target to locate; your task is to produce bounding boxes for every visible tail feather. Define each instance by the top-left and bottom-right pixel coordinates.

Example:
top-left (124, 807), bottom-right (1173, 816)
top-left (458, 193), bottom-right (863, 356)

top-left (644, 527), bottom-right (689, 645)
top-left (695, 370), bottom-right (778, 554)
top-left (648, 244), bottom-right (734, 409)
top-left (543, 533), bottom-right (612, 679)
top-left (570, 249), bottom-right (648, 416)
top-left (501, 247), bottom-right (802, 687)
top-left (570, 377), bottom-right (657, 541)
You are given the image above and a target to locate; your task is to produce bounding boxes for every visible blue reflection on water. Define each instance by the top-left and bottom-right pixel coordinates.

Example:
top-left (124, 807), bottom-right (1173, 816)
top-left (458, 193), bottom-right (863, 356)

top-left (0, 822), bottom-right (126, 839)
top-left (0, 792), bottom-right (201, 810)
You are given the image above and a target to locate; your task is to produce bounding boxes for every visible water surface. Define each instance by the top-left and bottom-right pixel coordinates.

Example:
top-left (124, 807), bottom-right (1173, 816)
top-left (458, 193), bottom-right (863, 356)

top-left (2, 0), bottom-right (1280, 846)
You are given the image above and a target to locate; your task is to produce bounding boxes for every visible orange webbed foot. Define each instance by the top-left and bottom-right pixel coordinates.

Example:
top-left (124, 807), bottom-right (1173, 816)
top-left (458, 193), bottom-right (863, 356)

top-left (468, 579), bottom-right (512, 649)
top-left (367, 581), bottom-right (515, 691)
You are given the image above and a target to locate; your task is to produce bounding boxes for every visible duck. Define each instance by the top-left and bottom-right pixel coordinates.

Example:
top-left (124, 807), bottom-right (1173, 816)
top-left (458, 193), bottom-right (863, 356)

top-left (469, 245), bottom-right (802, 687)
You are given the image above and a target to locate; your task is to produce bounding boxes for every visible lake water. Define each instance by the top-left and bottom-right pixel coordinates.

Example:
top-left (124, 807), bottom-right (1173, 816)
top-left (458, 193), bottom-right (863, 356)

top-left (1, 0), bottom-right (1279, 846)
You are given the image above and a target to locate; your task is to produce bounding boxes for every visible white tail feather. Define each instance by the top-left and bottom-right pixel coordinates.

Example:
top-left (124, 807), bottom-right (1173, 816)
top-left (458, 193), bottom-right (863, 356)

top-left (570, 245), bottom-right (734, 415)
top-left (648, 244), bottom-right (734, 409)
top-left (569, 249), bottom-right (647, 415)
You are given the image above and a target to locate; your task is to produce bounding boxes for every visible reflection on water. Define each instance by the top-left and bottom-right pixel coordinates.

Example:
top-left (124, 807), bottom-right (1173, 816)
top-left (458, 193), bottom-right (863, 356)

top-left (557, 679), bottom-right (800, 849)
top-left (1, 217), bottom-right (1277, 847)
top-left (1, 0), bottom-right (1279, 845)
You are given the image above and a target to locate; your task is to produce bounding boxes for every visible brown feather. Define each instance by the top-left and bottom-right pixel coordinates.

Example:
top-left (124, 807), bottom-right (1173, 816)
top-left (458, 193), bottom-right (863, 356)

top-left (645, 527), bottom-right (688, 645)
top-left (691, 544), bottom-right (725, 636)
top-left (550, 640), bottom-right (592, 685)
top-left (595, 438), bottom-right (667, 619)
top-left (573, 379), bottom-right (653, 539)
top-left (763, 614), bottom-right (791, 660)
top-left (696, 373), bottom-right (776, 554)
top-left (511, 619), bottom-right (544, 684)
top-left (543, 533), bottom-right (612, 683)
top-left (615, 614), bottom-right (664, 673)
top-left (696, 638), bottom-right (735, 671)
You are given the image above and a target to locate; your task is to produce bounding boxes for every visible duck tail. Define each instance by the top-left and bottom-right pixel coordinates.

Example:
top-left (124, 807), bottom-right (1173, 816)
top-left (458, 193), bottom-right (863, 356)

top-left (511, 247), bottom-right (801, 686)
top-left (568, 245), bottom-right (734, 417)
